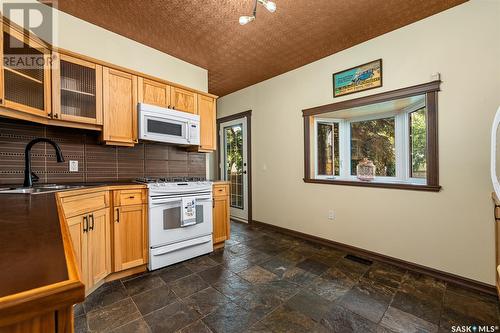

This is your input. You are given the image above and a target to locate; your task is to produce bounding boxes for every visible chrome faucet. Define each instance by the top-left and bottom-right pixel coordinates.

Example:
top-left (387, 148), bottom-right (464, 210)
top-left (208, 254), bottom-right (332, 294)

top-left (24, 138), bottom-right (65, 187)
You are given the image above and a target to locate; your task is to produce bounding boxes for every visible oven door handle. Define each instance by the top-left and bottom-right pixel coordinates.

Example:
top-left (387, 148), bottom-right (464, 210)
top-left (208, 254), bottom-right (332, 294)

top-left (181, 220), bottom-right (197, 227)
top-left (151, 235), bottom-right (212, 256)
top-left (150, 197), bottom-right (212, 206)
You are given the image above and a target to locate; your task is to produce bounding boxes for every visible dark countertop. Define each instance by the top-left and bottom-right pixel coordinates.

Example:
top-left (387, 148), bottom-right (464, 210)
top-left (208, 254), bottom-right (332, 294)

top-left (0, 181), bottom-right (143, 298)
top-left (0, 192), bottom-right (68, 297)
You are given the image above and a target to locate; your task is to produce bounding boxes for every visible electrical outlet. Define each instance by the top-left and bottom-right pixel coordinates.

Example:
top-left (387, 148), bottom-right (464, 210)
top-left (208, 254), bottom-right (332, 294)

top-left (69, 160), bottom-right (78, 172)
top-left (328, 210), bottom-right (335, 220)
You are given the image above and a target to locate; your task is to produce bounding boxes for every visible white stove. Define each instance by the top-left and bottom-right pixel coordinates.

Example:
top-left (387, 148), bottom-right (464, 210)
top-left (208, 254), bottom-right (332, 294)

top-left (136, 177), bottom-right (214, 270)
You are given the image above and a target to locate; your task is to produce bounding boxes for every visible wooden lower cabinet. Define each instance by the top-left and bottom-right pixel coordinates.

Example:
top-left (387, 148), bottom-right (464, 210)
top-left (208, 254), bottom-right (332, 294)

top-left (67, 208), bottom-right (111, 292)
top-left (88, 209), bottom-right (112, 286)
top-left (67, 214), bottom-right (89, 288)
top-left (59, 187), bottom-right (147, 295)
top-left (213, 182), bottom-right (230, 249)
top-left (113, 204), bottom-right (148, 272)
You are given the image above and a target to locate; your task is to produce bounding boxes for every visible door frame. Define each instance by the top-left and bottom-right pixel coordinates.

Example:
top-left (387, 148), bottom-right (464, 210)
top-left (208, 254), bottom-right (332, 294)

top-left (217, 110), bottom-right (252, 224)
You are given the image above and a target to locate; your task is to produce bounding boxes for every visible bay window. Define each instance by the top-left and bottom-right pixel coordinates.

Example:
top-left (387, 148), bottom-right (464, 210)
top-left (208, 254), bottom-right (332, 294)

top-left (304, 81), bottom-right (440, 191)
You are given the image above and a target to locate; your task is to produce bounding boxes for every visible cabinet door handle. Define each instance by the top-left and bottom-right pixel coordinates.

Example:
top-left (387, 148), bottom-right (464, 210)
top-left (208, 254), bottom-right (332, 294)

top-left (83, 215), bottom-right (88, 233)
top-left (128, 196), bottom-right (135, 199)
top-left (212, 198), bottom-right (215, 208)
top-left (89, 213), bottom-right (94, 231)
top-left (116, 208), bottom-right (120, 223)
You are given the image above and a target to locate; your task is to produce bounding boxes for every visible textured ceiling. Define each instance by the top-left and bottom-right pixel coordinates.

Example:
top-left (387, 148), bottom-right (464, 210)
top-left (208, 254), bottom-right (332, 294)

top-left (52, 0), bottom-right (467, 96)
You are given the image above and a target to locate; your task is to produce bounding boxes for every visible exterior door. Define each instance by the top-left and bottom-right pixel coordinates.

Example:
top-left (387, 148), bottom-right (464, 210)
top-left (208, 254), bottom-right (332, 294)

top-left (219, 118), bottom-right (248, 222)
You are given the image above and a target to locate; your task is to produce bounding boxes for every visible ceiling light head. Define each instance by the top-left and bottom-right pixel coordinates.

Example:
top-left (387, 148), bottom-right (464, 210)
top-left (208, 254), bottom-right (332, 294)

top-left (239, 15), bottom-right (255, 25)
top-left (258, 0), bottom-right (277, 13)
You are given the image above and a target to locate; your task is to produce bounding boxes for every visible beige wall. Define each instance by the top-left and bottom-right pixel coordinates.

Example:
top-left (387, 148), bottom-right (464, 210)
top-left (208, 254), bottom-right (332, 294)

top-left (217, 0), bottom-right (500, 284)
top-left (0, 0), bottom-right (208, 92)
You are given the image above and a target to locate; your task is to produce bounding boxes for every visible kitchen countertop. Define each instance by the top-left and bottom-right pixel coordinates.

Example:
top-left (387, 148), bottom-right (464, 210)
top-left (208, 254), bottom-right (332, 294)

top-left (0, 181), bottom-right (142, 298)
top-left (0, 192), bottom-right (68, 297)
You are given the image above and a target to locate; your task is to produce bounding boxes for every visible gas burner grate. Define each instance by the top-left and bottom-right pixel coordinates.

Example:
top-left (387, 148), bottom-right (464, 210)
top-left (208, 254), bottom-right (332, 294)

top-left (135, 176), bottom-right (207, 184)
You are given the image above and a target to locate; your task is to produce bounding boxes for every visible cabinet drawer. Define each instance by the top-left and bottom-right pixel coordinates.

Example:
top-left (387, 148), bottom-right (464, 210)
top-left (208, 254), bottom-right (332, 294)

top-left (60, 191), bottom-right (109, 218)
top-left (213, 184), bottom-right (229, 197)
top-left (114, 189), bottom-right (147, 206)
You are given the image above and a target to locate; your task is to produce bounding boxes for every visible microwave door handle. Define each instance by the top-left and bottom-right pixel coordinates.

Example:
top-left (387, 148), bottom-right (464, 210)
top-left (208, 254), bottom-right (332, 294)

top-left (186, 122), bottom-right (190, 143)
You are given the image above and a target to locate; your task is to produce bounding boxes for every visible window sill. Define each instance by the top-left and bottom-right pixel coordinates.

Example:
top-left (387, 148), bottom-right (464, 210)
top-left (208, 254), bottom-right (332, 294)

top-left (303, 178), bottom-right (441, 192)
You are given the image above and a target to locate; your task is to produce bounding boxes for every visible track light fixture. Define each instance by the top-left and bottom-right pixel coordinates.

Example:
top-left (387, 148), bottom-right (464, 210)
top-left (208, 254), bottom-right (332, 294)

top-left (239, 0), bottom-right (277, 25)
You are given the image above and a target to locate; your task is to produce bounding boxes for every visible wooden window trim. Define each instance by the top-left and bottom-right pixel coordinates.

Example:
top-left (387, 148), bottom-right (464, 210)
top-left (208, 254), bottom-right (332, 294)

top-left (302, 80), bottom-right (441, 192)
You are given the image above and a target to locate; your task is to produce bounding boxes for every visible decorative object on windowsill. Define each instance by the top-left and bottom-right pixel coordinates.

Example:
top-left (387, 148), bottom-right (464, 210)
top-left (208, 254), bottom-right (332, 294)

top-left (239, 0), bottom-right (277, 25)
top-left (332, 59), bottom-right (383, 98)
top-left (356, 158), bottom-right (376, 181)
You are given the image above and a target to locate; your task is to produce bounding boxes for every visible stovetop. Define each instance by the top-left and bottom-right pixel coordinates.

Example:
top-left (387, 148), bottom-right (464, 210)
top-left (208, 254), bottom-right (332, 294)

top-left (136, 176), bottom-right (212, 194)
top-left (135, 176), bottom-right (206, 184)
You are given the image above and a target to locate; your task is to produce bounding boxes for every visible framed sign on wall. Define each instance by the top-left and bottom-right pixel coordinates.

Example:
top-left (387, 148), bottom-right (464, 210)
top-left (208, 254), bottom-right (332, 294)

top-left (333, 59), bottom-right (382, 98)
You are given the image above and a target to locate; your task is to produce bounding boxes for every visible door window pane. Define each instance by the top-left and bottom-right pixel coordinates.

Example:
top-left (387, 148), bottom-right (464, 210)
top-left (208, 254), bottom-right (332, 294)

top-left (317, 122), bottom-right (339, 176)
top-left (224, 125), bottom-right (244, 209)
top-left (410, 108), bottom-right (427, 178)
top-left (350, 117), bottom-right (396, 177)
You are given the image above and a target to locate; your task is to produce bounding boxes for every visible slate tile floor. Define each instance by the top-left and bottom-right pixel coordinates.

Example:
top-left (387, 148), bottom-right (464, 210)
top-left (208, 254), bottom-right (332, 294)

top-left (75, 222), bottom-right (500, 332)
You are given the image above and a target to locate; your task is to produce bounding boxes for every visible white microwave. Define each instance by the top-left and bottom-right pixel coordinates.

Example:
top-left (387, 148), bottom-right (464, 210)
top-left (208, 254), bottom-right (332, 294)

top-left (138, 103), bottom-right (200, 145)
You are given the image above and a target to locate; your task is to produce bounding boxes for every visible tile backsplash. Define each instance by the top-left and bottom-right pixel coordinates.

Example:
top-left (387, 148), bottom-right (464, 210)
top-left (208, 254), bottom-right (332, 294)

top-left (0, 118), bottom-right (206, 185)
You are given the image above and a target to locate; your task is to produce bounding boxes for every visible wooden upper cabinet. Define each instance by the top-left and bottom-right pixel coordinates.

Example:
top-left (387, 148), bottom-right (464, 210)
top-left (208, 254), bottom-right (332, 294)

top-left (198, 94), bottom-right (217, 151)
top-left (171, 86), bottom-right (197, 114)
top-left (52, 52), bottom-right (103, 125)
top-left (102, 67), bottom-right (138, 146)
top-left (138, 77), bottom-right (170, 108)
top-left (1, 23), bottom-right (51, 118)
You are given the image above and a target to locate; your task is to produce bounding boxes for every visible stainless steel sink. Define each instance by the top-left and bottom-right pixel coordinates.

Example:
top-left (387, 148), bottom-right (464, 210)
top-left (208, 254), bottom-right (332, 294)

top-left (0, 184), bottom-right (85, 194)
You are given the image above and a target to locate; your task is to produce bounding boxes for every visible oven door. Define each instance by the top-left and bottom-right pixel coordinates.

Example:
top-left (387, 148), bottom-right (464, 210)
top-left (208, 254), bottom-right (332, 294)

top-left (149, 192), bottom-right (213, 248)
top-left (140, 112), bottom-right (189, 144)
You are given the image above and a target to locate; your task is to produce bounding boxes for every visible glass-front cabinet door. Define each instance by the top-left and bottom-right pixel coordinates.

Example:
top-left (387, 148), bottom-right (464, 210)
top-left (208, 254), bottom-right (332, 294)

top-left (52, 52), bottom-right (103, 125)
top-left (1, 23), bottom-right (52, 118)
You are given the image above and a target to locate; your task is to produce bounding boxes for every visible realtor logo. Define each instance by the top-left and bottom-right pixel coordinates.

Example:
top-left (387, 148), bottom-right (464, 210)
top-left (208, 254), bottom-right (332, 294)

top-left (451, 325), bottom-right (499, 333)
top-left (2, 1), bottom-right (58, 69)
